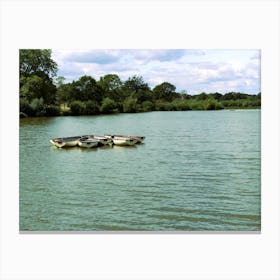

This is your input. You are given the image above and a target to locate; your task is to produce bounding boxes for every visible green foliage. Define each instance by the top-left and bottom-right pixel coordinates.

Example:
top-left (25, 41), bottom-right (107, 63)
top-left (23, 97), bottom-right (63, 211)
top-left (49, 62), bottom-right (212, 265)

top-left (19, 49), bottom-right (58, 117)
top-left (195, 92), bottom-right (208, 101)
top-left (141, 100), bottom-right (154, 112)
top-left (203, 97), bottom-right (224, 110)
top-left (171, 99), bottom-right (191, 111)
top-left (19, 50), bottom-right (261, 117)
top-left (70, 100), bottom-right (86, 115)
top-left (99, 74), bottom-right (122, 92)
top-left (45, 105), bottom-right (60, 116)
top-left (153, 82), bottom-right (177, 102)
top-left (20, 98), bottom-right (33, 116)
top-left (56, 83), bottom-right (73, 104)
top-left (123, 96), bottom-right (138, 113)
top-left (20, 75), bottom-right (56, 104)
top-left (124, 76), bottom-right (150, 93)
top-left (73, 76), bottom-right (103, 103)
top-left (20, 49), bottom-right (57, 78)
top-left (20, 112), bottom-right (28, 118)
top-left (30, 98), bottom-right (46, 116)
top-left (188, 100), bottom-right (205, 110)
top-left (155, 101), bottom-right (174, 111)
top-left (84, 100), bottom-right (100, 115)
top-left (55, 76), bottom-right (66, 88)
top-left (100, 98), bottom-right (117, 114)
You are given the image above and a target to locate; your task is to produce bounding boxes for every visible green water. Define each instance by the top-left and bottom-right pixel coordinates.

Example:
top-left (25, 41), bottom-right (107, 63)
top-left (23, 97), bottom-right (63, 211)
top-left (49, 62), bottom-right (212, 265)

top-left (20, 110), bottom-right (261, 231)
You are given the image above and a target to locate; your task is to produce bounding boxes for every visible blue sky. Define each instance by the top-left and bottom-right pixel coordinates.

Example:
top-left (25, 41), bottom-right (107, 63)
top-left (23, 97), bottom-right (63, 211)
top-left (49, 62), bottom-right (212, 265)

top-left (52, 49), bottom-right (260, 95)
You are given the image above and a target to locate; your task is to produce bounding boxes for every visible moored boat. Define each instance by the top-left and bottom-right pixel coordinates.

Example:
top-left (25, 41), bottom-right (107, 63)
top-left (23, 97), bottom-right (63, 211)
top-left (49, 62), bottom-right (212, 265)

top-left (108, 134), bottom-right (145, 144)
top-left (50, 134), bottom-right (145, 148)
top-left (78, 137), bottom-right (98, 148)
top-left (93, 135), bottom-right (113, 145)
top-left (130, 135), bottom-right (145, 144)
top-left (50, 136), bottom-right (81, 148)
top-left (50, 138), bottom-right (66, 148)
top-left (111, 135), bottom-right (138, 146)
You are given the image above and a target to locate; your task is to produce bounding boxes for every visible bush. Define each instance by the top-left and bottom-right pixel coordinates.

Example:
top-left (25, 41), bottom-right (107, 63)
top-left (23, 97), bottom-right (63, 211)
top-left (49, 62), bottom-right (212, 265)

top-left (70, 100), bottom-right (86, 115)
top-left (20, 112), bottom-right (28, 118)
top-left (171, 100), bottom-right (191, 111)
top-left (123, 96), bottom-right (138, 113)
top-left (84, 100), bottom-right (100, 115)
top-left (155, 101), bottom-right (174, 111)
top-left (30, 98), bottom-right (46, 116)
top-left (45, 105), bottom-right (60, 116)
top-left (189, 100), bottom-right (204, 110)
top-left (20, 98), bottom-right (33, 116)
top-left (141, 100), bottom-right (154, 112)
top-left (100, 97), bottom-right (117, 114)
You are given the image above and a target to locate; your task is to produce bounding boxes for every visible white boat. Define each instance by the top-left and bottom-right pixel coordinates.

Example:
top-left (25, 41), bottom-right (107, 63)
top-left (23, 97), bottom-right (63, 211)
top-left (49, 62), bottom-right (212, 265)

top-left (78, 137), bottom-right (98, 148)
top-left (109, 134), bottom-right (145, 144)
top-left (93, 135), bottom-right (113, 145)
top-left (50, 136), bottom-right (81, 148)
top-left (130, 135), bottom-right (145, 144)
top-left (111, 136), bottom-right (138, 146)
top-left (50, 138), bottom-right (66, 148)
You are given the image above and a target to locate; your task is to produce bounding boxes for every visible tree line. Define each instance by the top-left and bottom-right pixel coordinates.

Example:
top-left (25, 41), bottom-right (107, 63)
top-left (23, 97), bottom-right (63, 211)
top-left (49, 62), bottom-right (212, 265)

top-left (20, 49), bottom-right (261, 118)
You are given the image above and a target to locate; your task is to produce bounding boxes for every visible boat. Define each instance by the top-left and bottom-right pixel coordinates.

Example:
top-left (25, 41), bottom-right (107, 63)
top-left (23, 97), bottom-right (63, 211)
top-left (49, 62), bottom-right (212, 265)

top-left (50, 136), bottom-right (81, 148)
top-left (50, 133), bottom-right (145, 148)
top-left (108, 134), bottom-right (145, 144)
top-left (93, 135), bottom-right (113, 146)
top-left (130, 135), bottom-right (145, 144)
top-left (50, 138), bottom-right (66, 148)
top-left (78, 136), bottom-right (98, 148)
top-left (111, 135), bottom-right (138, 146)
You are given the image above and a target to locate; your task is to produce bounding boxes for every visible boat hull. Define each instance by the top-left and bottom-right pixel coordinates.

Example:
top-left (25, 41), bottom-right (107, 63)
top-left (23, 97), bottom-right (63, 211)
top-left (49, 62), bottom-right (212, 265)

top-left (50, 139), bottom-right (66, 148)
top-left (50, 136), bottom-right (81, 148)
top-left (112, 137), bottom-right (138, 146)
top-left (108, 134), bottom-right (145, 144)
top-left (94, 136), bottom-right (112, 145)
top-left (78, 138), bottom-right (98, 148)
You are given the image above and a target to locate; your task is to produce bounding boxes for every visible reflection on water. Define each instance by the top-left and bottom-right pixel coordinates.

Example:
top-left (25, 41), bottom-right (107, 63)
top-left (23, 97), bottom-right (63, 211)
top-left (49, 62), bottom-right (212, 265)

top-left (20, 110), bottom-right (261, 231)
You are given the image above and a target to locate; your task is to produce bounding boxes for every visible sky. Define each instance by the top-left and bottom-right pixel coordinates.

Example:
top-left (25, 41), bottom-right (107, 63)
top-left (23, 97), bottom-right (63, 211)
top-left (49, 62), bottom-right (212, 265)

top-left (52, 49), bottom-right (260, 95)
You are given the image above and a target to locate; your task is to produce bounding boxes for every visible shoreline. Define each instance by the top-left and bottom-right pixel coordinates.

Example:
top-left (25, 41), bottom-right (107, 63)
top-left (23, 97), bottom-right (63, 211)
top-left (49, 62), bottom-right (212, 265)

top-left (20, 107), bottom-right (261, 119)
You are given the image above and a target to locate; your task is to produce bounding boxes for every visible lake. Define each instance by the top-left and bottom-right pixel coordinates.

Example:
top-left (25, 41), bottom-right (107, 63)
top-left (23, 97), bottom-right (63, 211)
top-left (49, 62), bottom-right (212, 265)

top-left (19, 110), bottom-right (261, 231)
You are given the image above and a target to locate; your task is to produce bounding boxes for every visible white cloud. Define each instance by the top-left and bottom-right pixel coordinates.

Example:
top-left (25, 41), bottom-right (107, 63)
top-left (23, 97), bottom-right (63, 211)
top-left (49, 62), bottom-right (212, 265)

top-left (52, 49), bottom-right (260, 94)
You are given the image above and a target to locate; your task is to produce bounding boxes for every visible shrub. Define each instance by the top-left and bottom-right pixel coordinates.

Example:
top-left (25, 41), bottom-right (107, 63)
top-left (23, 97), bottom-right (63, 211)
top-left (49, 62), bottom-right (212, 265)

top-left (171, 100), bottom-right (191, 111)
top-left (45, 105), bottom-right (60, 116)
top-left (203, 98), bottom-right (224, 110)
top-left (123, 96), bottom-right (138, 113)
top-left (141, 100), bottom-right (154, 112)
top-left (100, 98), bottom-right (117, 114)
top-left (84, 100), bottom-right (100, 115)
top-left (155, 101), bottom-right (174, 111)
top-left (20, 112), bottom-right (28, 118)
top-left (30, 98), bottom-right (46, 116)
top-left (20, 98), bottom-right (33, 116)
top-left (189, 100), bottom-right (204, 110)
top-left (70, 100), bottom-right (86, 115)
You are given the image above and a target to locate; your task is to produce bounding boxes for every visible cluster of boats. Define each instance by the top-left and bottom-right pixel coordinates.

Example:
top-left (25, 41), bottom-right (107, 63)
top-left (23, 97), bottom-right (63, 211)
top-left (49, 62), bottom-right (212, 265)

top-left (49, 134), bottom-right (145, 148)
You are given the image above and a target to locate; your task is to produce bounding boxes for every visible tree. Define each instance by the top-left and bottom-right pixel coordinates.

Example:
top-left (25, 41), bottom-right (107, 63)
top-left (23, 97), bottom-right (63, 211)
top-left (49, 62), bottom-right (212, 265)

top-left (100, 97), bottom-right (117, 113)
top-left (20, 74), bottom-right (57, 104)
top-left (123, 96), bottom-right (138, 113)
top-left (55, 76), bottom-right (66, 87)
top-left (98, 74), bottom-right (123, 102)
top-left (122, 76), bottom-right (152, 105)
top-left (123, 76), bottom-right (150, 93)
top-left (153, 82), bottom-right (177, 101)
top-left (20, 49), bottom-right (57, 78)
top-left (73, 75), bottom-right (103, 103)
top-left (195, 92), bottom-right (208, 101)
top-left (19, 49), bottom-right (58, 116)
top-left (99, 74), bottom-right (122, 92)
